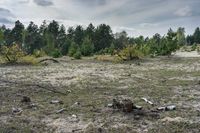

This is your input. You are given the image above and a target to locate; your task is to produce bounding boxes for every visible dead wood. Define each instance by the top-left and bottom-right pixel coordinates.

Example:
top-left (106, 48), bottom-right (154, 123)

top-left (0, 78), bottom-right (67, 95)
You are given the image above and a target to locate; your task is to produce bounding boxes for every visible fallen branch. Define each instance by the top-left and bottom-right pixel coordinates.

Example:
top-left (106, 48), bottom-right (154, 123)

top-left (56, 108), bottom-right (66, 114)
top-left (0, 78), bottom-right (67, 95)
top-left (38, 58), bottom-right (59, 63)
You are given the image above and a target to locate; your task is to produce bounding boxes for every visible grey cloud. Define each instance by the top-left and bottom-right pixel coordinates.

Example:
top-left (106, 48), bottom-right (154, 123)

top-left (18, 0), bottom-right (30, 4)
top-left (0, 17), bottom-right (13, 24)
top-left (0, 8), bottom-right (11, 13)
top-left (0, 7), bottom-right (14, 18)
top-left (74, 0), bottom-right (106, 6)
top-left (33, 0), bottom-right (53, 6)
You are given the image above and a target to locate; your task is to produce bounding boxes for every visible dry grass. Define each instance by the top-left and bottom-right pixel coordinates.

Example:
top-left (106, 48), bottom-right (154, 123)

top-left (0, 56), bottom-right (200, 133)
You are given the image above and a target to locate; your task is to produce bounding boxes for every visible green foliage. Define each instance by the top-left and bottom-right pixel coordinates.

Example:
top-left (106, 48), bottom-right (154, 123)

top-left (191, 44), bottom-right (197, 51)
top-left (94, 24), bottom-right (113, 52)
top-left (117, 45), bottom-right (143, 61)
top-left (148, 29), bottom-right (178, 56)
top-left (0, 20), bottom-right (199, 60)
top-left (81, 36), bottom-right (94, 56)
top-left (19, 55), bottom-right (38, 65)
top-left (193, 27), bottom-right (200, 44)
top-left (176, 27), bottom-right (186, 46)
top-left (10, 20), bottom-right (25, 46)
top-left (33, 49), bottom-right (46, 58)
top-left (0, 44), bottom-right (24, 63)
top-left (51, 49), bottom-right (62, 58)
top-left (73, 49), bottom-right (82, 59)
top-left (68, 42), bottom-right (78, 57)
top-left (197, 45), bottom-right (200, 54)
top-left (0, 29), bottom-right (4, 45)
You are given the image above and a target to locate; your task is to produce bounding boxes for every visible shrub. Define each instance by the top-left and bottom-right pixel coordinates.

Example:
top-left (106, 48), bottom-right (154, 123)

top-left (68, 42), bottom-right (78, 57)
top-left (19, 55), bottom-right (38, 65)
top-left (0, 44), bottom-right (24, 63)
top-left (81, 37), bottom-right (94, 56)
top-left (117, 45), bottom-right (143, 61)
top-left (73, 49), bottom-right (82, 59)
top-left (191, 44), bottom-right (197, 51)
top-left (95, 55), bottom-right (116, 62)
top-left (51, 49), bottom-right (62, 58)
top-left (197, 45), bottom-right (200, 54)
top-left (33, 49), bottom-right (46, 58)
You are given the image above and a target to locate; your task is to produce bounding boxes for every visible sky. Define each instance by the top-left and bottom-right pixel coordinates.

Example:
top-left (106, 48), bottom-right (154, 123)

top-left (0, 0), bottom-right (199, 37)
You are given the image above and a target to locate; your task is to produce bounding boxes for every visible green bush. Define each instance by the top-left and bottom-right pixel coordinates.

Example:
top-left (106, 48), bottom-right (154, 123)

top-left (117, 45), bottom-right (143, 61)
top-left (73, 49), bottom-right (82, 59)
top-left (197, 45), bottom-right (200, 54)
top-left (33, 49), bottom-right (46, 58)
top-left (191, 44), bottom-right (197, 51)
top-left (68, 42), bottom-right (78, 57)
top-left (19, 55), bottom-right (38, 65)
top-left (81, 37), bottom-right (94, 56)
top-left (51, 49), bottom-right (62, 58)
top-left (0, 44), bottom-right (24, 63)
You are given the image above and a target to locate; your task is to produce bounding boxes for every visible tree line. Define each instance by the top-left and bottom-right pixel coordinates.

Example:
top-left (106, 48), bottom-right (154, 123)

top-left (0, 20), bottom-right (200, 59)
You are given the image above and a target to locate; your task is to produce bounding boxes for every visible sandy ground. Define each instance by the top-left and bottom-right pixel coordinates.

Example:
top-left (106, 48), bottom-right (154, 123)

top-left (0, 56), bottom-right (200, 133)
top-left (174, 51), bottom-right (200, 58)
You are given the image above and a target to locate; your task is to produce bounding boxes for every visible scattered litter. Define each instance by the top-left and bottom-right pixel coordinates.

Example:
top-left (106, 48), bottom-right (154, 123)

top-left (157, 105), bottom-right (176, 111)
top-left (28, 103), bottom-right (37, 109)
top-left (166, 105), bottom-right (176, 111)
top-left (21, 96), bottom-right (31, 103)
top-left (12, 107), bottom-right (23, 115)
top-left (67, 90), bottom-right (72, 93)
top-left (107, 103), bottom-right (113, 108)
top-left (72, 114), bottom-right (77, 118)
top-left (50, 100), bottom-right (63, 104)
top-left (157, 107), bottom-right (166, 111)
top-left (70, 114), bottom-right (79, 122)
top-left (133, 105), bottom-right (143, 110)
top-left (56, 108), bottom-right (66, 114)
top-left (141, 98), bottom-right (154, 105)
top-left (71, 102), bottom-right (81, 108)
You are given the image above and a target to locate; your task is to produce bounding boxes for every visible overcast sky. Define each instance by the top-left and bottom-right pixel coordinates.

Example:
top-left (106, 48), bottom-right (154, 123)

top-left (0, 0), bottom-right (199, 37)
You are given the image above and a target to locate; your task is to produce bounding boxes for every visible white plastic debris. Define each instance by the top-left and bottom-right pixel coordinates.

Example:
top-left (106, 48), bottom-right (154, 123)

top-left (141, 97), bottom-right (154, 105)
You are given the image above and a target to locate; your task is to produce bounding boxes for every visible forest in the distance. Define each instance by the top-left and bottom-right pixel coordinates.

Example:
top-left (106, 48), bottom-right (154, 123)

top-left (0, 20), bottom-right (200, 61)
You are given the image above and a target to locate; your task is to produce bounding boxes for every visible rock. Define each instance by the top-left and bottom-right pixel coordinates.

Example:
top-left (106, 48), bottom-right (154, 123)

top-left (21, 96), bottom-right (31, 103)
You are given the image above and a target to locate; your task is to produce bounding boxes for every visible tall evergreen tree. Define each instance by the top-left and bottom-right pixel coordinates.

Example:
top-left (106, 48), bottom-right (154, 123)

top-left (193, 27), bottom-right (200, 44)
top-left (176, 27), bottom-right (186, 46)
top-left (10, 20), bottom-right (25, 47)
top-left (25, 22), bottom-right (42, 54)
top-left (94, 24), bottom-right (113, 52)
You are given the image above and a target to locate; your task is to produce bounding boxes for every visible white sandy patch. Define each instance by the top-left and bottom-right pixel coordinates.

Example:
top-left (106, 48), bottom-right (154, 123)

top-left (174, 51), bottom-right (200, 58)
